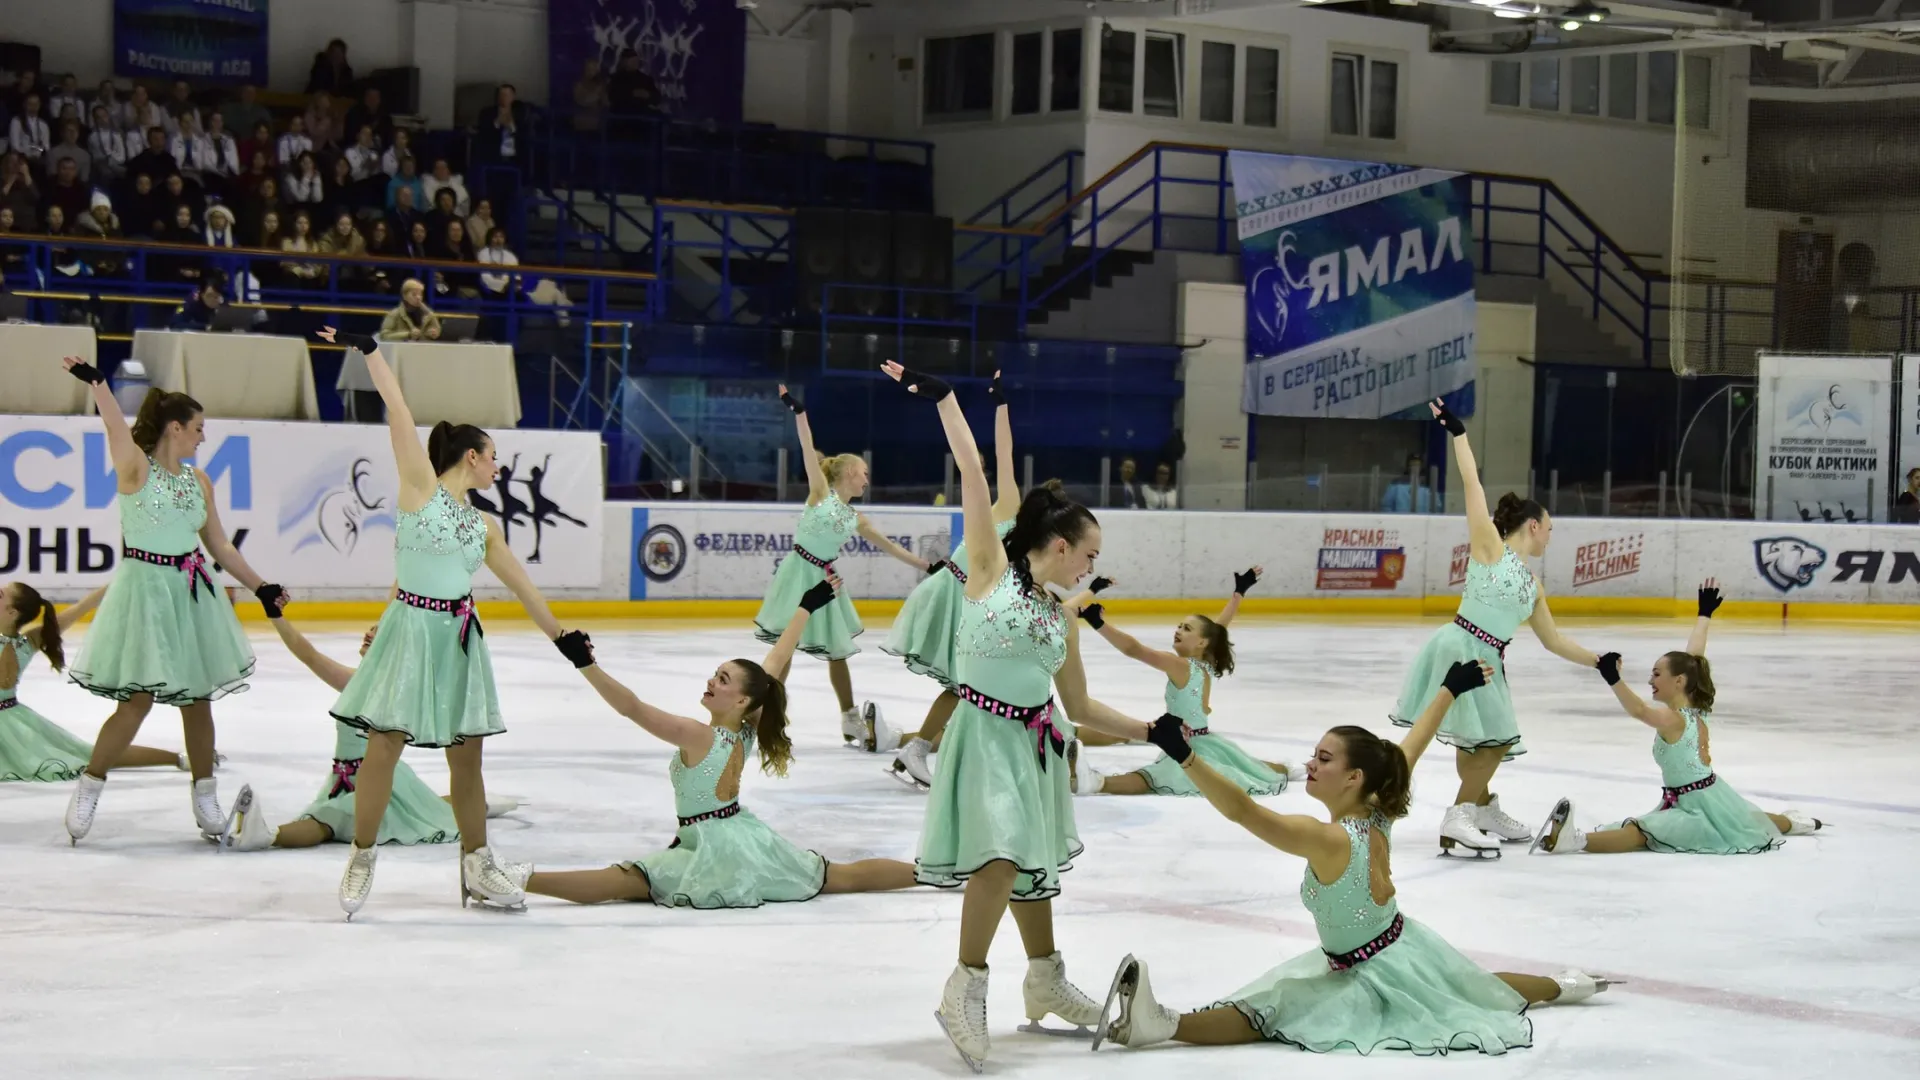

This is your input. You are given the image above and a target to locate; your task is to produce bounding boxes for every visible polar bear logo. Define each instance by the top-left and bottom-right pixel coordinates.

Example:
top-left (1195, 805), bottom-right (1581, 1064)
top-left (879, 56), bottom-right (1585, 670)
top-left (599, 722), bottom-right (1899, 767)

top-left (1752, 537), bottom-right (1827, 593)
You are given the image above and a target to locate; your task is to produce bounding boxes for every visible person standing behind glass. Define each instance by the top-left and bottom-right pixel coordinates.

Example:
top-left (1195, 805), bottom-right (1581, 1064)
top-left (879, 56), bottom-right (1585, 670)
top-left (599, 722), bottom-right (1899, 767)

top-left (1382, 454), bottom-right (1435, 514)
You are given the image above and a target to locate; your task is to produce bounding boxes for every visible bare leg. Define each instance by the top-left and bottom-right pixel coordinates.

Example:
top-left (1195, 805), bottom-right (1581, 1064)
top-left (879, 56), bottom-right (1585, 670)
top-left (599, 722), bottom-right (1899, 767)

top-left (827, 658), bottom-right (856, 713)
top-left (1173, 1005), bottom-right (1262, 1045)
top-left (179, 701), bottom-right (216, 781)
top-left (108, 745), bottom-right (186, 770)
top-left (527, 865), bottom-right (651, 904)
top-left (1007, 897), bottom-right (1056, 959)
top-left (83, 695), bottom-right (154, 779)
top-left (1496, 973), bottom-right (1563, 1004)
top-left (272, 819), bottom-right (333, 848)
top-left (958, 860), bottom-right (1016, 967)
top-left (1077, 728), bottom-right (1133, 748)
top-left (444, 737), bottom-right (489, 854)
top-left (1584, 821), bottom-right (1650, 854)
top-left (1766, 812), bottom-right (1794, 833)
top-left (1452, 745), bottom-right (1505, 806)
top-left (822, 858), bottom-right (921, 893)
top-left (349, 731), bottom-right (406, 848)
top-left (1099, 771), bottom-right (1152, 796)
top-left (916, 690), bottom-right (960, 745)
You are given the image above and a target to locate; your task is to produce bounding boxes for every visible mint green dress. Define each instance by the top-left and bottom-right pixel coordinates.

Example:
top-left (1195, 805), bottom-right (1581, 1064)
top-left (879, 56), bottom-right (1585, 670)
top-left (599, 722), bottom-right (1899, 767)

top-left (1390, 548), bottom-right (1535, 758)
top-left (623, 724), bottom-right (828, 908)
top-left (0, 635), bottom-right (92, 782)
top-left (330, 486), bottom-right (502, 747)
top-left (753, 491), bottom-right (863, 661)
top-left (915, 565), bottom-right (1081, 901)
top-left (883, 519), bottom-right (1016, 688)
top-left (1605, 709), bottom-right (1783, 854)
top-left (68, 459), bottom-right (255, 705)
top-left (1212, 812), bottom-right (1534, 1055)
top-left (296, 720), bottom-right (459, 845)
top-left (1137, 659), bottom-right (1288, 797)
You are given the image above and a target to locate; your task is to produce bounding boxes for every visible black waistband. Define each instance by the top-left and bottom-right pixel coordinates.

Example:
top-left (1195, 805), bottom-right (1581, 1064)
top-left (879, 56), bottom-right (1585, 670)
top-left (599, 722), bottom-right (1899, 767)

top-left (1453, 614), bottom-right (1510, 658)
top-left (396, 589), bottom-right (483, 653)
top-left (678, 802), bottom-right (740, 828)
top-left (791, 545), bottom-right (836, 571)
top-left (955, 684), bottom-right (1065, 771)
top-left (1325, 912), bottom-right (1404, 971)
top-left (123, 545), bottom-right (216, 600)
top-left (1659, 772), bottom-right (1716, 809)
top-left (0, 698), bottom-right (18, 712)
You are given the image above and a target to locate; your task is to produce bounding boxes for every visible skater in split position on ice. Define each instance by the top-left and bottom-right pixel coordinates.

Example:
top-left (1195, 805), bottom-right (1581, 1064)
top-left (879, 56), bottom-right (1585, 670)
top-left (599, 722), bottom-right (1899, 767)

top-left (1392, 398), bottom-right (1602, 858)
top-left (1, 584), bottom-right (192, 781)
top-left (1070, 567), bottom-right (1303, 797)
top-left (528, 577), bottom-right (921, 907)
top-left (1093, 660), bottom-right (1611, 1056)
top-left (55, 361), bottom-right (288, 843)
top-left (757, 383), bottom-right (931, 753)
top-left (885, 360), bottom-right (1156, 1073)
top-left (314, 327), bottom-right (581, 917)
top-left (220, 613), bottom-right (518, 851)
top-left (1533, 580), bottom-right (1823, 855)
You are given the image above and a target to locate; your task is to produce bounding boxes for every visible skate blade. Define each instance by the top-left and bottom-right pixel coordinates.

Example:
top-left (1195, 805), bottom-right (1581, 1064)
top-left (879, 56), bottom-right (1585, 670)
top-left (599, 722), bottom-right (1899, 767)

top-left (885, 763), bottom-right (929, 790)
top-left (1437, 843), bottom-right (1500, 860)
top-left (462, 894), bottom-right (527, 913)
top-left (933, 1011), bottom-right (985, 1074)
top-left (1017, 1020), bottom-right (1093, 1038)
top-left (1090, 955), bottom-right (1136, 1052)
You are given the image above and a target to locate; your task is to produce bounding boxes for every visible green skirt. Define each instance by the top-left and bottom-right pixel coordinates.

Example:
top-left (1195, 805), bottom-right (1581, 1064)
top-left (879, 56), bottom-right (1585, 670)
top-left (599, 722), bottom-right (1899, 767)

top-left (67, 558), bottom-right (254, 706)
top-left (1609, 776), bottom-right (1783, 855)
top-left (624, 808), bottom-right (828, 908)
top-left (915, 697), bottom-right (1081, 901)
top-left (1389, 622), bottom-right (1524, 759)
top-left (330, 599), bottom-right (502, 748)
top-left (297, 730), bottom-right (459, 845)
top-left (753, 550), bottom-right (862, 661)
top-left (1137, 729), bottom-right (1287, 796)
top-left (0, 699), bottom-right (91, 782)
top-left (881, 565), bottom-right (965, 688)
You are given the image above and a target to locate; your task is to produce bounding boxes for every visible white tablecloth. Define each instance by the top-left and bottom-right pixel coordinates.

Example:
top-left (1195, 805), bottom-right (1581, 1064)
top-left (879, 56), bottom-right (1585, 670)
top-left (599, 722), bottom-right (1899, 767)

top-left (131, 330), bottom-right (321, 421)
top-left (347, 342), bottom-right (521, 428)
top-left (0, 323), bottom-right (96, 414)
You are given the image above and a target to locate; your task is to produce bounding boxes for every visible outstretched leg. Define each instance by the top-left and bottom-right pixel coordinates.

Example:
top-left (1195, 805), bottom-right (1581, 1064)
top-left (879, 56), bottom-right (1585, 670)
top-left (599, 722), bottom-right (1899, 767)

top-left (109, 745), bottom-right (188, 770)
top-left (1076, 729), bottom-right (1133, 748)
top-left (83, 695), bottom-right (154, 779)
top-left (527, 865), bottom-right (652, 904)
top-left (1496, 973), bottom-right (1564, 1004)
top-left (1097, 771), bottom-right (1152, 796)
top-left (822, 858), bottom-right (920, 893)
top-left (1584, 822), bottom-right (1650, 853)
top-left (272, 819), bottom-right (334, 848)
top-left (1172, 1005), bottom-right (1262, 1046)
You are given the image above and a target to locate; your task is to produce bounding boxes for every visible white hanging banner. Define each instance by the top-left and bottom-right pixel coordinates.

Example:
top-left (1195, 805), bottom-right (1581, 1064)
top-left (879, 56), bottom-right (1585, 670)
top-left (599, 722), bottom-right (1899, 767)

top-left (1753, 353), bottom-right (1892, 523)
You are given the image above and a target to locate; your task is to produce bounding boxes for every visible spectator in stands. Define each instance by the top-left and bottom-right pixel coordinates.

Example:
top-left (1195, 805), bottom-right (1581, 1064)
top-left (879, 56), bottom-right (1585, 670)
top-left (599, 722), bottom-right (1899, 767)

top-left (402, 218), bottom-right (431, 261)
top-left (128, 126), bottom-right (180, 185)
top-left (276, 114), bottom-right (313, 169)
top-left (327, 155), bottom-right (359, 214)
top-left (466, 197), bottom-right (495, 249)
top-left (5, 70), bottom-right (41, 117)
top-left (1381, 453), bottom-right (1435, 514)
top-left (432, 218), bottom-right (477, 296)
top-left (47, 75), bottom-right (83, 131)
top-left (95, 79), bottom-right (122, 118)
top-left (1896, 468), bottom-right (1920, 524)
top-left (344, 86), bottom-right (391, 149)
top-left (0, 151), bottom-right (38, 231)
top-left (426, 186), bottom-right (462, 242)
top-left (47, 120), bottom-right (89, 184)
top-left (221, 85), bottom-right (272, 143)
top-left (120, 85), bottom-right (167, 139)
top-left (120, 172), bottom-right (161, 239)
top-left (572, 58), bottom-right (609, 132)
top-left (164, 79), bottom-right (197, 127)
top-left (423, 157), bottom-right (468, 216)
top-left (304, 91), bottom-right (341, 155)
top-left (380, 127), bottom-right (413, 177)
top-left (161, 171), bottom-right (204, 223)
top-left (280, 209), bottom-right (324, 283)
top-left (168, 279), bottom-right (225, 330)
top-left (307, 39), bottom-right (354, 96)
top-left (201, 112), bottom-right (241, 192)
top-left (1112, 457), bottom-right (1142, 509)
top-left (345, 124), bottom-right (384, 189)
top-left (363, 217), bottom-right (398, 278)
top-left (0, 207), bottom-right (27, 279)
top-left (386, 157), bottom-right (425, 214)
top-left (285, 150), bottom-right (325, 206)
top-left (40, 154), bottom-right (88, 225)
top-left (240, 120), bottom-right (276, 173)
top-left (169, 110), bottom-right (208, 186)
top-left (609, 49), bottom-right (663, 118)
top-left (77, 190), bottom-right (126, 276)
top-left (319, 209), bottom-right (366, 258)
top-left (9, 93), bottom-right (50, 169)
top-left (240, 175), bottom-right (281, 240)
top-left (472, 84), bottom-right (526, 171)
top-left (380, 277), bottom-right (442, 340)
top-left (158, 203), bottom-right (206, 284)
top-left (476, 226), bottom-right (519, 299)
top-left (255, 208), bottom-right (284, 249)
top-left (1143, 462), bottom-right (1179, 510)
top-left (203, 202), bottom-right (239, 248)
top-left (42, 203), bottom-right (81, 280)
top-left (88, 104), bottom-right (128, 182)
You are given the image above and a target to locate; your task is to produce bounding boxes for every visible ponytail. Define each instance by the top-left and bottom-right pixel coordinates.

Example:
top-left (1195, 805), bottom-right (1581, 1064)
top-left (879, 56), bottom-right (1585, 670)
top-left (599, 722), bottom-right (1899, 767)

top-left (1660, 650), bottom-right (1716, 710)
top-left (1330, 725), bottom-right (1412, 819)
top-left (731, 658), bottom-right (794, 776)
top-left (8, 583), bottom-right (64, 671)
top-left (1001, 485), bottom-right (1098, 596)
top-left (818, 453), bottom-right (862, 486)
top-left (129, 389), bottom-right (203, 455)
top-left (1193, 614), bottom-right (1234, 677)
top-left (426, 420), bottom-right (490, 476)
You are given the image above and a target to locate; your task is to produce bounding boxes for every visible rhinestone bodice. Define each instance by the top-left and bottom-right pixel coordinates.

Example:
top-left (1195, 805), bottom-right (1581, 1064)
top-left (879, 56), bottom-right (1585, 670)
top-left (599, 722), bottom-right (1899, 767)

top-left (1164, 658), bottom-right (1212, 731)
top-left (1457, 547), bottom-right (1538, 640)
top-left (950, 518), bottom-right (1017, 571)
top-left (1652, 708), bottom-right (1714, 788)
top-left (117, 459), bottom-right (206, 556)
top-left (0, 634), bottom-right (33, 701)
top-left (394, 486), bottom-right (488, 600)
top-left (955, 565), bottom-right (1066, 707)
top-left (671, 724), bottom-right (749, 819)
top-left (794, 490), bottom-right (858, 563)
top-left (1300, 812), bottom-right (1399, 955)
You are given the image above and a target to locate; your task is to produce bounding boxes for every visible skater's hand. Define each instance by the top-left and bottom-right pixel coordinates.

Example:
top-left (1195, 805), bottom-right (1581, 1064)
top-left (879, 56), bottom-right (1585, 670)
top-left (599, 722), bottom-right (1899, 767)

top-left (925, 558), bottom-right (950, 578)
top-left (1429, 398), bottom-right (1465, 437)
top-left (800, 575), bottom-right (840, 613)
top-left (554, 629), bottom-right (595, 668)
top-left (879, 360), bottom-right (952, 402)
top-left (61, 355), bottom-right (105, 385)
top-left (253, 582), bottom-right (288, 619)
top-left (777, 383), bottom-right (804, 415)
top-left (1148, 713), bottom-right (1193, 765)
top-left (1089, 576), bottom-right (1115, 594)
top-left (988, 369), bottom-right (1006, 406)
top-left (1696, 579), bottom-right (1723, 619)
top-left (1076, 602), bottom-right (1104, 630)
top-left (1441, 659), bottom-right (1492, 698)
top-left (1596, 652), bottom-right (1622, 686)
top-left (1233, 566), bottom-right (1263, 596)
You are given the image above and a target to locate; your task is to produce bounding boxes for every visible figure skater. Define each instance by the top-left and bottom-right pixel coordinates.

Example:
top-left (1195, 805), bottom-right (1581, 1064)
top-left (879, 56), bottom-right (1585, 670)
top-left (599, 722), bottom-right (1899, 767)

top-left (527, 577), bottom-right (921, 906)
top-left (757, 383), bottom-right (930, 753)
top-left (221, 612), bottom-right (518, 851)
top-left (1391, 398), bottom-right (1603, 858)
top-left (524, 454), bottom-right (586, 563)
top-left (1, 583), bottom-right (193, 780)
top-left (1093, 661), bottom-right (1611, 1056)
top-left (1532, 580), bottom-right (1823, 855)
top-left (1070, 567), bottom-right (1303, 796)
top-left (56, 360), bottom-right (287, 843)
top-left (884, 360), bottom-right (1156, 1073)
top-left (314, 327), bottom-right (581, 917)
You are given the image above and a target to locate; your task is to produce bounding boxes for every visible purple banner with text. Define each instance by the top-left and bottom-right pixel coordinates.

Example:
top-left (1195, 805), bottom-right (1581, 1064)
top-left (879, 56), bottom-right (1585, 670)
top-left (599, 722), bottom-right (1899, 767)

top-left (549, 0), bottom-right (746, 125)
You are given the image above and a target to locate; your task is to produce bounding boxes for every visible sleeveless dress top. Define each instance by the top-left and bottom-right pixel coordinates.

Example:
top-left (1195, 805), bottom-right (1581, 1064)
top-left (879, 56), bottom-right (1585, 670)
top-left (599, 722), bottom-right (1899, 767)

top-left (1609, 708), bottom-right (1783, 855)
top-left (1456, 548), bottom-right (1538, 645)
top-left (792, 489), bottom-right (859, 563)
top-left (396, 485), bottom-right (488, 599)
top-left (1164, 658), bottom-right (1212, 730)
top-left (0, 633), bottom-right (93, 782)
top-left (754, 490), bottom-right (864, 660)
top-left (954, 564), bottom-right (1067, 706)
top-left (1137, 657), bottom-right (1287, 797)
top-left (884, 518), bottom-right (1017, 687)
top-left (1390, 547), bottom-right (1537, 756)
top-left (120, 458), bottom-right (206, 556)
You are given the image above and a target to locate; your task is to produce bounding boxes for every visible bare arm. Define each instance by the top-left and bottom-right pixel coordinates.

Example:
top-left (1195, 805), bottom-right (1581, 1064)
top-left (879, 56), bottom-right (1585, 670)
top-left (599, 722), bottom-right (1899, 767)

top-left (578, 664), bottom-right (714, 760)
top-left (483, 518), bottom-right (563, 639)
top-left (1685, 579), bottom-right (1720, 657)
top-left (52, 587), bottom-right (107, 633)
top-left (991, 387), bottom-right (1020, 521)
top-left (63, 357), bottom-right (145, 489)
top-left (1609, 679), bottom-right (1685, 735)
top-left (1684, 617), bottom-right (1711, 659)
top-left (268, 617), bottom-right (356, 693)
top-left (0, 641), bottom-right (17, 692)
top-left (1055, 617), bottom-right (1151, 741)
top-left (1088, 615), bottom-right (1188, 682)
top-left (1183, 754), bottom-right (1350, 862)
top-left (1398, 685), bottom-right (1455, 773)
top-left (1216, 566), bottom-right (1261, 627)
top-left (857, 515), bottom-right (931, 572)
top-left (1527, 589), bottom-right (1599, 668)
top-left (1433, 400), bottom-right (1502, 563)
top-left (318, 328), bottom-right (436, 507)
top-left (781, 385), bottom-right (828, 504)
top-left (884, 363), bottom-right (1004, 595)
top-left (196, 470), bottom-right (271, 593)
top-left (760, 605), bottom-right (812, 686)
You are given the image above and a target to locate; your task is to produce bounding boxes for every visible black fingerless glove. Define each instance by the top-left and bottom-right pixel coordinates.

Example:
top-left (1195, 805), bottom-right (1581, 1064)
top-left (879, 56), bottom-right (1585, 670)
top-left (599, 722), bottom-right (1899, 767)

top-left (254, 583), bottom-right (285, 619)
top-left (779, 389), bottom-right (805, 415)
top-left (1089, 576), bottom-right (1113, 594)
top-left (1597, 652), bottom-right (1622, 686)
top-left (925, 559), bottom-right (948, 578)
top-left (800, 579), bottom-right (837, 613)
top-left (988, 372), bottom-right (1006, 406)
top-left (1077, 603), bottom-right (1104, 630)
top-left (1233, 567), bottom-right (1259, 596)
top-left (66, 361), bottom-right (106, 385)
top-left (890, 365), bottom-right (952, 402)
top-left (336, 331), bottom-right (380, 355)
top-left (1432, 400), bottom-right (1465, 437)
top-left (1147, 713), bottom-right (1192, 765)
top-left (1697, 586), bottom-right (1723, 619)
top-left (1441, 660), bottom-right (1486, 698)
top-left (555, 629), bottom-right (595, 669)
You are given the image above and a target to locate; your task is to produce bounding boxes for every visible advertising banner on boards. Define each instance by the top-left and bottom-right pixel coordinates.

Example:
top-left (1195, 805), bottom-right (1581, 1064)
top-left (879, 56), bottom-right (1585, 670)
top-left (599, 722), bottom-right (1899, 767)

top-left (1753, 353), bottom-right (1892, 523)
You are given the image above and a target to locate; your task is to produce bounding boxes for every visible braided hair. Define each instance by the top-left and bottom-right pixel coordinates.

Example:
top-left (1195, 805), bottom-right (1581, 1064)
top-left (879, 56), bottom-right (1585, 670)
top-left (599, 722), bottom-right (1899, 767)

top-left (1000, 485), bottom-right (1097, 597)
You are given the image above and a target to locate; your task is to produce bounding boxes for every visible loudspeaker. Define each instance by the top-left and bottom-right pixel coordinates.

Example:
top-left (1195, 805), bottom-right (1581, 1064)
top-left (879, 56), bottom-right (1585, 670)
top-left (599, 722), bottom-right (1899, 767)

top-left (794, 207), bottom-right (846, 316)
top-left (845, 209), bottom-right (893, 316)
top-left (894, 212), bottom-right (954, 320)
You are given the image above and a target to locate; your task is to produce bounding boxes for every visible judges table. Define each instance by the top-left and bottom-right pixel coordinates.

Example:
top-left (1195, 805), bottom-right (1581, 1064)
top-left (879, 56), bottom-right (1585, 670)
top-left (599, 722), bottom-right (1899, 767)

top-left (0, 323), bottom-right (98, 414)
top-left (339, 341), bottom-right (521, 428)
top-left (131, 330), bottom-right (322, 420)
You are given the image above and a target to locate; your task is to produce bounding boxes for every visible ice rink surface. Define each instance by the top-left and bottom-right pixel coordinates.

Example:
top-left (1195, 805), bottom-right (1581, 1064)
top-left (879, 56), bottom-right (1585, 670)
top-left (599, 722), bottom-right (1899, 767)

top-left (2, 613), bottom-right (1915, 1079)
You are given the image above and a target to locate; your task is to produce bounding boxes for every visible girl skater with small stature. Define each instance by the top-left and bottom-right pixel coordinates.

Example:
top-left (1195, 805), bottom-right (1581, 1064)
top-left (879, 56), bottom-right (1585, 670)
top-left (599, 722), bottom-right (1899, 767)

top-left (55, 359), bottom-right (288, 844)
top-left (1071, 567), bottom-right (1303, 797)
top-left (1392, 398), bottom-right (1603, 859)
top-left (758, 384), bottom-right (931, 754)
top-left (221, 613), bottom-right (518, 851)
top-left (529, 578), bottom-right (922, 907)
top-left (1533, 580), bottom-right (1822, 856)
top-left (315, 327), bottom-right (581, 918)
top-left (885, 360), bottom-right (1156, 1073)
top-left (1094, 661), bottom-right (1611, 1056)
top-left (1, 583), bottom-right (189, 781)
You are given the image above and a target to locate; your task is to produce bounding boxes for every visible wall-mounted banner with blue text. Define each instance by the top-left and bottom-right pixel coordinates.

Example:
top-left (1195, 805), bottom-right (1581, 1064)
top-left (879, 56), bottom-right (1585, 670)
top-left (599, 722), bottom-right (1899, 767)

top-left (114, 0), bottom-right (268, 84)
top-left (1230, 151), bottom-right (1475, 419)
